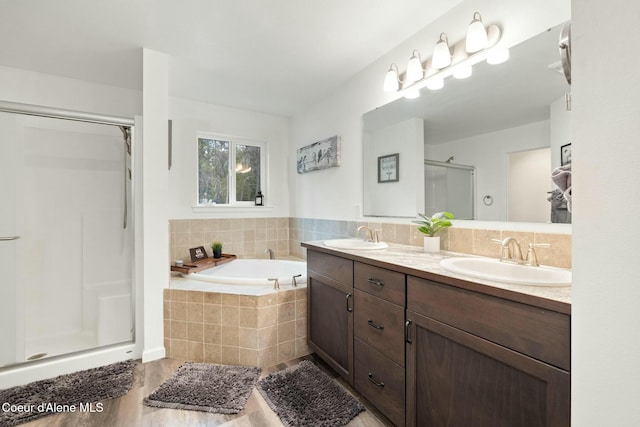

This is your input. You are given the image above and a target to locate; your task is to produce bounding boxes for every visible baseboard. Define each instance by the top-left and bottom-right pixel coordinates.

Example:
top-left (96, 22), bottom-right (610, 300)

top-left (142, 345), bottom-right (166, 363)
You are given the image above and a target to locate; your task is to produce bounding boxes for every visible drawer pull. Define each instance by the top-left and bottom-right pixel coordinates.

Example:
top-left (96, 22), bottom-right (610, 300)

top-left (367, 372), bottom-right (385, 388)
top-left (367, 278), bottom-right (384, 287)
top-left (405, 320), bottom-right (413, 344)
top-left (346, 293), bottom-right (353, 312)
top-left (367, 319), bottom-right (384, 330)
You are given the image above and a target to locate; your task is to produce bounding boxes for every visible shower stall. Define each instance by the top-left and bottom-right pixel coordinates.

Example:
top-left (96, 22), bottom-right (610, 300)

top-left (424, 159), bottom-right (475, 219)
top-left (0, 101), bottom-right (135, 376)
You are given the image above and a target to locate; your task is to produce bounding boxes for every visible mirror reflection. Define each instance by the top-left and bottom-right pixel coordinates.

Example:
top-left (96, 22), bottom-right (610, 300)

top-left (363, 23), bottom-right (571, 223)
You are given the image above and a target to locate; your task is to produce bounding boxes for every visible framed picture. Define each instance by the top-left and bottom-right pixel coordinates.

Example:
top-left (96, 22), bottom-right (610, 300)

top-left (189, 246), bottom-right (209, 262)
top-left (378, 153), bottom-right (399, 183)
top-left (296, 135), bottom-right (341, 174)
top-left (561, 143), bottom-right (572, 166)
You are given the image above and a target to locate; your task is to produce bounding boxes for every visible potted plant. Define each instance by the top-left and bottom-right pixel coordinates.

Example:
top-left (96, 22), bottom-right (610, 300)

top-left (413, 211), bottom-right (454, 253)
top-left (211, 241), bottom-right (223, 259)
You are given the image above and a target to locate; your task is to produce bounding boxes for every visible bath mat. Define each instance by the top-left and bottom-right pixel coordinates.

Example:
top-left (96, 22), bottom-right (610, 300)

top-left (0, 359), bottom-right (135, 427)
top-left (143, 362), bottom-right (261, 414)
top-left (257, 360), bottom-right (365, 427)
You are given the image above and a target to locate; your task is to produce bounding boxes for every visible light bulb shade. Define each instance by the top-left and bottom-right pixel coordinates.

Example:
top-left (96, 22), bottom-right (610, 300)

top-left (453, 65), bottom-right (472, 79)
top-left (405, 50), bottom-right (424, 84)
top-left (487, 47), bottom-right (510, 64)
top-left (426, 77), bottom-right (444, 90)
top-left (466, 12), bottom-right (488, 53)
top-left (432, 34), bottom-right (451, 69)
top-left (383, 64), bottom-right (400, 92)
top-left (404, 88), bottom-right (420, 99)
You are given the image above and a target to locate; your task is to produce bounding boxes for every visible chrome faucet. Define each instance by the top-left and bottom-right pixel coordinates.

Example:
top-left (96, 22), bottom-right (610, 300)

top-left (264, 248), bottom-right (275, 260)
top-left (357, 225), bottom-right (381, 243)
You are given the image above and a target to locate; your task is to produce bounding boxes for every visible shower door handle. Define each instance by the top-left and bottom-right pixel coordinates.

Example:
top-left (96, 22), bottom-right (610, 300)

top-left (0, 236), bottom-right (20, 241)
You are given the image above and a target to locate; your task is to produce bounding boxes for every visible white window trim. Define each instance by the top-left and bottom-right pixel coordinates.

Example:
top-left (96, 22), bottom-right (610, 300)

top-left (196, 132), bottom-right (268, 208)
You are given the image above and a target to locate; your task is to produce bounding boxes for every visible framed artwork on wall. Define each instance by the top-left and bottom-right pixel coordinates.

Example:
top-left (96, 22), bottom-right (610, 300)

top-left (296, 135), bottom-right (341, 174)
top-left (378, 153), bottom-right (399, 183)
top-left (561, 143), bottom-right (572, 166)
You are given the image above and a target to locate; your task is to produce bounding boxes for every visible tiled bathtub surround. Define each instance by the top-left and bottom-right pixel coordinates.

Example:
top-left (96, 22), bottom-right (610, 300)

top-left (163, 288), bottom-right (309, 367)
top-left (168, 217), bottom-right (571, 269)
top-left (170, 217), bottom-right (290, 261)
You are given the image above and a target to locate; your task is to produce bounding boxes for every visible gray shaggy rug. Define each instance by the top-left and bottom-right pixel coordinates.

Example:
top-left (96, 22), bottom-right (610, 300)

top-left (143, 362), bottom-right (261, 414)
top-left (257, 360), bottom-right (364, 427)
top-left (0, 359), bottom-right (135, 427)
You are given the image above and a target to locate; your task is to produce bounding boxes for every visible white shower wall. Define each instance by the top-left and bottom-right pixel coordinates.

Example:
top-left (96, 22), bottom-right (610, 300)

top-left (21, 117), bottom-right (132, 354)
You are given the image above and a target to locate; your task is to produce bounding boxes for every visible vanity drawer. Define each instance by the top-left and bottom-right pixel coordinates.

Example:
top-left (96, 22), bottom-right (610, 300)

top-left (354, 339), bottom-right (405, 427)
top-left (354, 262), bottom-right (405, 305)
top-left (307, 250), bottom-right (353, 286)
top-left (354, 289), bottom-right (405, 366)
top-left (407, 276), bottom-right (570, 370)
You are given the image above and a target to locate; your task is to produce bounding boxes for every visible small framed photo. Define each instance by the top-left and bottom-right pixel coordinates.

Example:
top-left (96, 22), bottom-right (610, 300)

top-left (561, 143), bottom-right (572, 166)
top-left (378, 153), bottom-right (399, 183)
top-left (189, 246), bottom-right (209, 262)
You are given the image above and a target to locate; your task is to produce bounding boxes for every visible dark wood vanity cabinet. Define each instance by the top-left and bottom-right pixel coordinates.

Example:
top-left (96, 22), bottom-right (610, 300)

top-left (306, 250), bottom-right (354, 384)
top-left (406, 276), bottom-right (571, 427)
top-left (304, 247), bottom-right (571, 427)
top-left (353, 262), bottom-right (406, 427)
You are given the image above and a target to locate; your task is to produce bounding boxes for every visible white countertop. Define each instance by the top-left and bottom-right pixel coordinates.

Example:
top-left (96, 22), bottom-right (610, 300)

top-left (302, 241), bottom-right (571, 308)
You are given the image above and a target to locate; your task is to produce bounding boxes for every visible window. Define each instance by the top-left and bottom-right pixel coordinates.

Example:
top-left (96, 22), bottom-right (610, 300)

top-left (198, 134), bottom-right (266, 206)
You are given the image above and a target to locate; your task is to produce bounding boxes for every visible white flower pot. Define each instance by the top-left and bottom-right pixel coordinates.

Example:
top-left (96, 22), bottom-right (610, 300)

top-left (423, 236), bottom-right (441, 253)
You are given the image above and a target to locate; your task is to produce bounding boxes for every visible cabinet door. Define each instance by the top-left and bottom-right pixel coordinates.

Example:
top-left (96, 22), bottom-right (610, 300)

top-left (308, 273), bottom-right (354, 384)
top-left (406, 311), bottom-right (570, 427)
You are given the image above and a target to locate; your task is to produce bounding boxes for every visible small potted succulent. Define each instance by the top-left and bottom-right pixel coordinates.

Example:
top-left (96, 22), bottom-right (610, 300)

top-left (211, 241), bottom-right (223, 259)
top-left (413, 211), bottom-right (454, 253)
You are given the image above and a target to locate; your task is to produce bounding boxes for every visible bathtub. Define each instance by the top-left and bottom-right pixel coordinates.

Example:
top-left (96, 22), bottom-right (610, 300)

top-left (170, 259), bottom-right (307, 296)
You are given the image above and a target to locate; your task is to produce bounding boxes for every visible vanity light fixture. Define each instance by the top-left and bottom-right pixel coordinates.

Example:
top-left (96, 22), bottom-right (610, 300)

top-left (432, 33), bottom-right (452, 69)
top-left (487, 47), bottom-right (510, 64)
top-left (466, 12), bottom-right (489, 53)
top-left (382, 12), bottom-right (504, 97)
top-left (453, 64), bottom-right (472, 79)
top-left (383, 63), bottom-right (401, 92)
top-left (425, 77), bottom-right (444, 90)
top-left (405, 50), bottom-right (424, 84)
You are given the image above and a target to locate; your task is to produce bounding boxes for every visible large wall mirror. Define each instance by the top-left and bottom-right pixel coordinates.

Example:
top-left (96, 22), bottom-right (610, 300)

top-left (363, 22), bottom-right (572, 223)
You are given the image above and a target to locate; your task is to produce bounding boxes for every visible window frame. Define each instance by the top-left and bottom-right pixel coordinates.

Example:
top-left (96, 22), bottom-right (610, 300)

top-left (196, 132), bottom-right (267, 208)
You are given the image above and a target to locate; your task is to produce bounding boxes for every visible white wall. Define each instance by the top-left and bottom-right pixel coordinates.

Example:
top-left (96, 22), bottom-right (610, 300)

top-left (572, 0), bottom-right (640, 424)
top-left (550, 95), bottom-right (572, 170)
top-left (290, 0), bottom-right (571, 222)
top-left (141, 49), bottom-right (168, 362)
top-left (427, 120), bottom-right (549, 221)
top-left (168, 97), bottom-right (290, 219)
top-left (363, 118), bottom-right (424, 217)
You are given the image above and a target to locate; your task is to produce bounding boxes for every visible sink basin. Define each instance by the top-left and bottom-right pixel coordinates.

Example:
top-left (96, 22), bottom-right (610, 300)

top-left (324, 238), bottom-right (388, 251)
top-left (439, 257), bottom-right (571, 286)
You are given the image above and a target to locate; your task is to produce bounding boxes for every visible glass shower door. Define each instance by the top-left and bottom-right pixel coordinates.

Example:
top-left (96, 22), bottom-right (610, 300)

top-left (0, 111), bottom-right (134, 367)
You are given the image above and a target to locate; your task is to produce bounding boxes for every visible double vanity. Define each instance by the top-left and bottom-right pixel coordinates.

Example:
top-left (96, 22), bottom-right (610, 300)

top-left (302, 239), bottom-right (571, 426)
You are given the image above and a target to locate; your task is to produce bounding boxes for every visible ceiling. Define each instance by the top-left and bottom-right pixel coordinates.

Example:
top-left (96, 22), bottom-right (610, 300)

top-left (0, 0), bottom-right (461, 116)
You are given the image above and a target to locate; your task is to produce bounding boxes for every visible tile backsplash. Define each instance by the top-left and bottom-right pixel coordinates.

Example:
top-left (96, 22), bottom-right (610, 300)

top-left (169, 217), bottom-right (571, 269)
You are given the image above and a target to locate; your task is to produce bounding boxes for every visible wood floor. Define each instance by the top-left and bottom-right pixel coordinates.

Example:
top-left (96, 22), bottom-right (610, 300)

top-left (21, 354), bottom-right (392, 427)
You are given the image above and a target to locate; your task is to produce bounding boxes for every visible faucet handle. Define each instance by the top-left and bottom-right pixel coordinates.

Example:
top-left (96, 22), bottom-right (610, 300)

top-left (268, 278), bottom-right (280, 290)
top-left (525, 243), bottom-right (551, 267)
top-left (373, 229), bottom-right (383, 243)
top-left (491, 238), bottom-right (503, 245)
